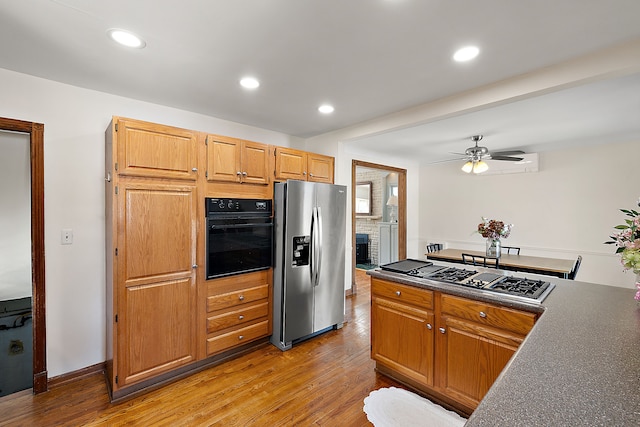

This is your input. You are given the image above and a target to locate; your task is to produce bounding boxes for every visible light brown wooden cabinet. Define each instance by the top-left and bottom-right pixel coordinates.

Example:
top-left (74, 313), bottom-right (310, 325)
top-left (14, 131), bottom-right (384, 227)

top-left (370, 277), bottom-right (537, 415)
top-left (437, 294), bottom-right (536, 409)
top-left (273, 147), bottom-right (334, 183)
top-left (205, 270), bottom-right (272, 356)
top-left (113, 118), bottom-right (198, 181)
top-left (206, 135), bottom-right (269, 185)
top-left (371, 280), bottom-right (434, 387)
top-left (106, 117), bottom-right (199, 399)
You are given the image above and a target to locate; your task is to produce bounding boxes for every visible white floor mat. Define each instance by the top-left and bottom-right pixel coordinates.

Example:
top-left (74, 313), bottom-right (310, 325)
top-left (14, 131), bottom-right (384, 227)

top-left (363, 387), bottom-right (467, 427)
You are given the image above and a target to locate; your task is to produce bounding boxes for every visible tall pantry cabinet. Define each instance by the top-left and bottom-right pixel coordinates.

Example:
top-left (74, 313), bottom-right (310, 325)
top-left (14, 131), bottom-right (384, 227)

top-left (105, 117), bottom-right (199, 399)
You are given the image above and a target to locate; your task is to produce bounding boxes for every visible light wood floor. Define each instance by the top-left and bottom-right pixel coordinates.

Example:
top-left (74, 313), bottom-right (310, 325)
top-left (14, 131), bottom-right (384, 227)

top-left (0, 269), bottom-right (403, 426)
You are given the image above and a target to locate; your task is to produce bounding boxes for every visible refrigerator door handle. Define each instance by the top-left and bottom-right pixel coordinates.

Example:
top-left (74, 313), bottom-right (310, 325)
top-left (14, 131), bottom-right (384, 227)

top-left (311, 207), bottom-right (317, 286)
top-left (315, 206), bottom-right (323, 287)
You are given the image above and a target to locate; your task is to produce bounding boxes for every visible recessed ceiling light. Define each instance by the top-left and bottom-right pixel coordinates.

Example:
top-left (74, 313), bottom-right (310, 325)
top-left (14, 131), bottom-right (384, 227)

top-left (240, 77), bottom-right (260, 89)
top-left (318, 104), bottom-right (335, 114)
top-left (107, 28), bottom-right (146, 49)
top-left (453, 46), bottom-right (479, 62)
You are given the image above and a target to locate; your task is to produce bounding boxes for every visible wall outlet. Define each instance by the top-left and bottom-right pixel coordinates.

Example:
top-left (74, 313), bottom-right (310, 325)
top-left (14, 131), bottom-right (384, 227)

top-left (61, 228), bottom-right (73, 245)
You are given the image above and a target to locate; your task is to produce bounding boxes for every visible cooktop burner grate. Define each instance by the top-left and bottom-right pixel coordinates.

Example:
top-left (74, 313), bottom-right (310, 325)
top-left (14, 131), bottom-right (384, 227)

top-left (426, 267), bottom-right (477, 284)
top-left (487, 277), bottom-right (551, 299)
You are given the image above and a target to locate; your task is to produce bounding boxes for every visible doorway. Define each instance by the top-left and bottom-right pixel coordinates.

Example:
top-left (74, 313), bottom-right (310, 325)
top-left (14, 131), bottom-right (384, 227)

top-left (0, 117), bottom-right (46, 395)
top-left (351, 160), bottom-right (406, 294)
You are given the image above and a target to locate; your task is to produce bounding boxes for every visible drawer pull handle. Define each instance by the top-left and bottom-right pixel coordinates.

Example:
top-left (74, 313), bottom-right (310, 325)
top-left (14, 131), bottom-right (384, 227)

top-left (395, 291), bottom-right (401, 296)
top-left (238, 315), bottom-right (244, 320)
top-left (238, 335), bottom-right (244, 340)
top-left (426, 323), bottom-right (432, 330)
top-left (479, 311), bottom-right (487, 318)
top-left (239, 295), bottom-right (245, 301)
top-left (439, 327), bottom-right (446, 334)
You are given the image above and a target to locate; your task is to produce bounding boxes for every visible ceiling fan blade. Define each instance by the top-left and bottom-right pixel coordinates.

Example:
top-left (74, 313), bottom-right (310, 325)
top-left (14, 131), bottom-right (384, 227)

top-left (490, 150), bottom-right (525, 156)
top-left (489, 155), bottom-right (524, 161)
top-left (427, 157), bottom-right (468, 164)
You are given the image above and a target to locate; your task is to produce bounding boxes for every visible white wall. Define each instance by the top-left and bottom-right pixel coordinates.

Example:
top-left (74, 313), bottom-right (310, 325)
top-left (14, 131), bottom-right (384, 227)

top-left (0, 67), bottom-right (302, 377)
top-left (419, 139), bottom-right (640, 288)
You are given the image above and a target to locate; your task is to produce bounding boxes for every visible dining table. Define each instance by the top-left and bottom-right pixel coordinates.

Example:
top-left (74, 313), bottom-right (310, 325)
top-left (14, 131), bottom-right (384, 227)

top-left (426, 248), bottom-right (576, 279)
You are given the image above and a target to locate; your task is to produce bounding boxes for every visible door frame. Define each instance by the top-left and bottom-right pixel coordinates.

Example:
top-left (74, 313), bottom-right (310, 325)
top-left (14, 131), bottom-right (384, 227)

top-left (351, 160), bottom-right (407, 293)
top-left (0, 117), bottom-right (47, 394)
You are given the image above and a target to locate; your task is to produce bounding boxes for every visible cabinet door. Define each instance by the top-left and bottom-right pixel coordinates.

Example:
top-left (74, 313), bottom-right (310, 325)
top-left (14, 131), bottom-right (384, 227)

top-left (307, 153), bottom-right (334, 183)
top-left (274, 147), bottom-right (307, 181)
top-left (116, 118), bottom-right (197, 180)
top-left (206, 136), bottom-right (241, 183)
top-left (371, 296), bottom-right (434, 386)
top-left (438, 315), bottom-right (522, 409)
top-left (241, 140), bottom-right (269, 185)
top-left (117, 182), bottom-right (197, 387)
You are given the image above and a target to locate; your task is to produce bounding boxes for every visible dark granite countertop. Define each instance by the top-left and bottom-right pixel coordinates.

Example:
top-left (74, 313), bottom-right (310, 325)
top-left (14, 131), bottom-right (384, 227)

top-left (367, 265), bottom-right (640, 426)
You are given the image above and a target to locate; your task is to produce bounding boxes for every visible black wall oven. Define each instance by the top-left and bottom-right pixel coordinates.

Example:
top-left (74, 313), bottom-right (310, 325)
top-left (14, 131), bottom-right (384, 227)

top-left (205, 198), bottom-right (273, 279)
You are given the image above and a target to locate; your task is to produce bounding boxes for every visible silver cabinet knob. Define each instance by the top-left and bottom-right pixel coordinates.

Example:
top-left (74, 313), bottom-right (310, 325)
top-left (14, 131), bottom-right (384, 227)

top-left (439, 327), bottom-right (446, 334)
top-left (395, 291), bottom-right (401, 296)
top-left (303, 171), bottom-right (307, 175)
top-left (309, 173), bottom-right (314, 177)
top-left (236, 171), bottom-right (242, 175)
top-left (238, 335), bottom-right (244, 340)
top-left (192, 264), bottom-right (198, 269)
top-left (426, 323), bottom-right (432, 330)
top-left (479, 311), bottom-right (487, 318)
top-left (238, 315), bottom-right (244, 320)
top-left (192, 167), bottom-right (198, 172)
top-left (238, 295), bottom-right (245, 301)
top-left (242, 171), bottom-right (247, 176)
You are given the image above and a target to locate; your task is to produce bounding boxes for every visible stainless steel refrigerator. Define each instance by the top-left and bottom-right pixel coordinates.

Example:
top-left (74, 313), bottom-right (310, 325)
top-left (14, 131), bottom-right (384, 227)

top-left (271, 180), bottom-right (347, 351)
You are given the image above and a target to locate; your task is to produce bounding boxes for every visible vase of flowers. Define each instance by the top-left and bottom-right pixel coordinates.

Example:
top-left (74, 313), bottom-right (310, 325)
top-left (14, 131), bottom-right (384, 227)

top-left (605, 197), bottom-right (640, 301)
top-left (477, 217), bottom-right (513, 258)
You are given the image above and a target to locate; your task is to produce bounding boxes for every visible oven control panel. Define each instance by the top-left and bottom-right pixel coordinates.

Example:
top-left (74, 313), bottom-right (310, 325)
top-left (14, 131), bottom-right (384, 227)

top-left (206, 198), bottom-right (272, 215)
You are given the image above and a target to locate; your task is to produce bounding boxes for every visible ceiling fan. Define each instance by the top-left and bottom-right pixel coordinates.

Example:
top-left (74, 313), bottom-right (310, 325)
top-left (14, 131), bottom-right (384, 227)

top-left (457, 135), bottom-right (525, 174)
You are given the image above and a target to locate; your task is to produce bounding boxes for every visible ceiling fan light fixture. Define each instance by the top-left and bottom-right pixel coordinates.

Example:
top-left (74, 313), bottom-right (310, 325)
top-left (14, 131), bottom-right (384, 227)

top-left (461, 161), bottom-right (473, 173)
top-left (473, 160), bottom-right (489, 174)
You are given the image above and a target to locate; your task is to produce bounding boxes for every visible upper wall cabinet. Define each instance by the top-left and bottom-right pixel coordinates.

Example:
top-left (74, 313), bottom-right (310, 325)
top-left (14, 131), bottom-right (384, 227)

top-left (206, 135), bottom-right (269, 186)
top-left (115, 118), bottom-right (198, 180)
top-left (274, 147), bottom-right (334, 183)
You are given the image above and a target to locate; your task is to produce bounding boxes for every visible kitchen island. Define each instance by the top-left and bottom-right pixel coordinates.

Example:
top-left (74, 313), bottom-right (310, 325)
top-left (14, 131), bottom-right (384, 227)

top-left (367, 264), bottom-right (640, 426)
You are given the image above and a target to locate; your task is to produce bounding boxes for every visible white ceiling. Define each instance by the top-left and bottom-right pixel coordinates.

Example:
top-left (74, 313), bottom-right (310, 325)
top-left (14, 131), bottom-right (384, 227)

top-left (1, 0), bottom-right (640, 161)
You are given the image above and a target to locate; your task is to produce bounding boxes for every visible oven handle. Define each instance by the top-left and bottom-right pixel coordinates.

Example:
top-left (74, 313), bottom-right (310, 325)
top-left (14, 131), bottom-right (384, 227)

top-left (209, 223), bottom-right (273, 230)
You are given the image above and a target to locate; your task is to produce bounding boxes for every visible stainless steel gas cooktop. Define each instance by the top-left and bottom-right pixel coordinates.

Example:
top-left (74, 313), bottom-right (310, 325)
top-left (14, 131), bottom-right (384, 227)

top-left (380, 259), bottom-right (555, 303)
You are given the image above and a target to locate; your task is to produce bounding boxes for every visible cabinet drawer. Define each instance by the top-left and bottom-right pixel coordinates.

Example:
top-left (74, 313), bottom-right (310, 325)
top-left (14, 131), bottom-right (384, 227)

top-left (207, 301), bottom-right (269, 333)
top-left (207, 320), bottom-right (270, 355)
top-left (372, 278), bottom-right (433, 310)
top-left (207, 284), bottom-right (269, 312)
top-left (441, 294), bottom-right (536, 336)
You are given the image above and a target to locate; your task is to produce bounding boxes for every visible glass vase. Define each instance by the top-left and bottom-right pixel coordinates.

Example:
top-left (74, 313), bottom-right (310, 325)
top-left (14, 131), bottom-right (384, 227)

top-left (486, 238), bottom-right (501, 258)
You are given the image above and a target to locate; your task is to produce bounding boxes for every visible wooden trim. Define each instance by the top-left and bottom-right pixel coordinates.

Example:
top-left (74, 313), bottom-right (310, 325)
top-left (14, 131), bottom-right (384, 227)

top-left (48, 362), bottom-right (106, 388)
top-left (352, 160), bottom-right (407, 294)
top-left (0, 117), bottom-right (47, 394)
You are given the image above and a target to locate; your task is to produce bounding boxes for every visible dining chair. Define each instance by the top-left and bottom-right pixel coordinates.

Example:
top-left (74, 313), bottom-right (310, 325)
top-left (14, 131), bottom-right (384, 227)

top-left (501, 246), bottom-right (520, 255)
top-left (567, 255), bottom-right (582, 280)
top-left (426, 243), bottom-right (442, 253)
top-left (461, 253), bottom-right (499, 268)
